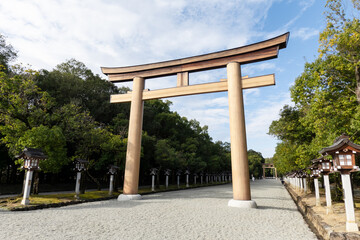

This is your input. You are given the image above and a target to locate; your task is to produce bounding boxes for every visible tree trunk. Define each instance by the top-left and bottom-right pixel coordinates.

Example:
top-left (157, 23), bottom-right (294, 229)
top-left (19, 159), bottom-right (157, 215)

top-left (32, 171), bottom-right (39, 195)
top-left (355, 65), bottom-right (360, 104)
top-left (80, 172), bottom-right (86, 194)
top-left (87, 171), bottom-right (101, 191)
top-left (21, 170), bottom-right (27, 196)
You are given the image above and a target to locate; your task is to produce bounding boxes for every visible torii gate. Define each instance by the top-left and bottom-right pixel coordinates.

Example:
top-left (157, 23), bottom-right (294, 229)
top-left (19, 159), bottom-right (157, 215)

top-left (101, 32), bottom-right (289, 208)
top-left (262, 163), bottom-right (277, 179)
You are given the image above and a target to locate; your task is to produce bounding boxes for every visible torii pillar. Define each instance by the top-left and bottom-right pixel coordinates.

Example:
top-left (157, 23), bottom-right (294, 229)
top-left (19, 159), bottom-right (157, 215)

top-left (118, 77), bottom-right (144, 200)
top-left (227, 62), bottom-right (255, 208)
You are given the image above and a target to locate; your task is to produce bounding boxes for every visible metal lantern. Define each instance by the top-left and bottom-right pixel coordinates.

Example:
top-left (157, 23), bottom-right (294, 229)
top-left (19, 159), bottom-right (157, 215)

top-left (150, 168), bottom-right (158, 176)
top-left (318, 157), bottom-right (332, 174)
top-left (176, 170), bottom-right (182, 176)
top-left (319, 134), bottom-right (360, 173)
top-left (164, 169), bottom-right (171, 176)
top-left (108, 165), bottom-right (119, 175)
top-left (17, 148), bottom-right (47, 170)
top-left (74, 159), bottom-right (89, 172)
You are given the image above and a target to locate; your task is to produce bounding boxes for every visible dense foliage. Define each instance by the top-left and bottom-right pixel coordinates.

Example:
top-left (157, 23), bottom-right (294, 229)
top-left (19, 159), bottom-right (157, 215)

top-left (0, 34), bottom-right (240, 188)
top-left (269, 0), bottom-right (360, 175)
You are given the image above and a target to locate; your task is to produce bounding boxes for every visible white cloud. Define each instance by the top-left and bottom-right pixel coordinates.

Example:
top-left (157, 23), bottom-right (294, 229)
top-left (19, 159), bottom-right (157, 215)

top-left (0, 0), bottom-right (320, 158)
top-left (0, 0), bottom-right (281, 75)
top-left (292, 27), bottom-right (319, 41)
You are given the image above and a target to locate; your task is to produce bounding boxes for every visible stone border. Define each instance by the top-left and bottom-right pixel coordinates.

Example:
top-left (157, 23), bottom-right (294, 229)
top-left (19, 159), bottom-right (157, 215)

top-left (284, 183), bottom-right (360, 240)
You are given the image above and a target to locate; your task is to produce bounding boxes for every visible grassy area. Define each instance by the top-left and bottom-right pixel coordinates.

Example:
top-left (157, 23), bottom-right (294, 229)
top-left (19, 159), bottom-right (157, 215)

top-left (0, 191), bottom-right (120, 210)
top-left (0, 182), bottom-right (228, 211)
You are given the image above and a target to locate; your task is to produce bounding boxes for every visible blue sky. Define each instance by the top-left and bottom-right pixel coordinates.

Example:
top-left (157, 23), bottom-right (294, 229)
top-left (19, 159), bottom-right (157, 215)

top-left (0, 0), bottom-right (328, 157)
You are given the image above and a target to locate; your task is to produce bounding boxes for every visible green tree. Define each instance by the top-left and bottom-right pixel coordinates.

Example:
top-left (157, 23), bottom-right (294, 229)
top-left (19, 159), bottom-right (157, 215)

top-left (0, 34), bottom-right (17, 73)
top-left (248, 149), bottom-right (265, 178)
top-left (0, 67), bottom-right (54, 156)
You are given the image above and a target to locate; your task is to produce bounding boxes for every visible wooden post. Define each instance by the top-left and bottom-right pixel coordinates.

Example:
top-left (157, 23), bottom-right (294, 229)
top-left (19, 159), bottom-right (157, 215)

top-left (109, 174), bottom-right (114, 196)
top-left (75, 172), bottom-right (81, 199)
top-left (323, 174), bottom-right (332, 214)
top-left (21, 170), bottom-right (33, 205)
top-left (263, 167), bottom-right (265, 179)
top-left (227, 62), bottom-right (256, 208)
top-left (341, 173), bottom-right (358, 232)
top-left (119, 77), bottom-right (144, 200)
top-left (314, 178), bottom-right (320, 207)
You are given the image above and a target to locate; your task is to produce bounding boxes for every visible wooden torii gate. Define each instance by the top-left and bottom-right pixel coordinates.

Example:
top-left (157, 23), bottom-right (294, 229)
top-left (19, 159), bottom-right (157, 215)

top-left (101, 32), bottom-right (289, 208)
top-left (262, 163), bottom-right (277, 179)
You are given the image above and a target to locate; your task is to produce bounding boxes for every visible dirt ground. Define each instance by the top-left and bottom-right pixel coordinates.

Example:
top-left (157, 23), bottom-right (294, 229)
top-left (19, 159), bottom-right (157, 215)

top-left (295, 188), bottom-right (360, 234)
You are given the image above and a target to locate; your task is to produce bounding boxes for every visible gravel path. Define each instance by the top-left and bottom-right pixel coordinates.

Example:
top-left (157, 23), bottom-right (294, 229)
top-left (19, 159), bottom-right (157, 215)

top-left (0, 179), bottom-right (317, 240)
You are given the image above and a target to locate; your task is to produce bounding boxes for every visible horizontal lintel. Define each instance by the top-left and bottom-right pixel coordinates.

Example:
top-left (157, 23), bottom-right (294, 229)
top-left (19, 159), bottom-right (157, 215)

top-left (110, 74), bottom-right (275, 103)
top-left (107, 47), bottom-right (279, 82)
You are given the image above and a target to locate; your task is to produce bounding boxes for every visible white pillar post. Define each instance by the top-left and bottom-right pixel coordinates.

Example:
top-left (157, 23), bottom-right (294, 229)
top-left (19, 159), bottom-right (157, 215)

top-left (186, 174), bottom-right (189, 187)
top-left (165, 175), bottom-right (169, 189)
top-left (151, 175), bottom-right (155, 192)
top-left (341, 174), bottom-right (359, 232)
top-left (74, 171), bottom-right (81, 199)
top-left (21, 170), bottom-right (33, 205)
top-left (314, 178), bottom-right (320, 207)
top-left (303, 178), bottom-right (307, 193)
top-left (177, 175), bottom-right (180, 188)
top-left (323, 174), bottom-right (332, 213)
top-left (109, 174), bottom-right (114, 195)
top-left (194, 176), bottom-right (197, 185)
top-left (200, 175), bottom-right (203, 185)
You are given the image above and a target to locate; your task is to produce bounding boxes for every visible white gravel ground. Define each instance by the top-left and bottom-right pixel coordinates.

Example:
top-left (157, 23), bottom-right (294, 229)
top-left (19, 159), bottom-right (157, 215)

top-left (0, 179), bottom-right (317, 240)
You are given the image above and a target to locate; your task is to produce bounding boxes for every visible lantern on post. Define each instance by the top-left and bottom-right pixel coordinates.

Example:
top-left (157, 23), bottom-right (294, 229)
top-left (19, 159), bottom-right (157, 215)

top-left (74, 159), bottom-right (88, 199)
top-left (17, 148), bottom-right (47, 205)
top-left (309, 159), bottom-right (321, 207)
top-left (150, 168), bottom-right (158, 192)
top-left (164, 169), bottom-right (171, 189)
top-left (319, 134), bottom-right (360, 232)
top-left (108, 165), bottom-right (119, 196)
top-left (176, 170), bottom-right (182, 188)
top-left (184, 170), bottom-right (190, 187)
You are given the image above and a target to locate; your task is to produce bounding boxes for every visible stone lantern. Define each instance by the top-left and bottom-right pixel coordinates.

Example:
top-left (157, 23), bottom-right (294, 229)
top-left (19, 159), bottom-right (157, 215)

top-left (319, 134), bottom-right (360, 232)
top-left (74, 159), bottom-right (88, 199)
top-left (150, 168), bottom-right (158, 192)
top-left (176, 170), bottom-right (182, 188)
top-left (309, 159), bottom-right (321, 207)
top-left (108, 165), bottom-right (119, 196)
top-left (184, 170), bottom-right (190, 187)
top-left (164, 169), bottom-right (171, 189)
top-left (17, 148), bottom-right (47, 205)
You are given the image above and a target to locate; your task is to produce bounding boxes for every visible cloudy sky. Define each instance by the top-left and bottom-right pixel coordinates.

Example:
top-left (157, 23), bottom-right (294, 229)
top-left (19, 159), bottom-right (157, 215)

top-left (0, 0), bottom-right (326, 157)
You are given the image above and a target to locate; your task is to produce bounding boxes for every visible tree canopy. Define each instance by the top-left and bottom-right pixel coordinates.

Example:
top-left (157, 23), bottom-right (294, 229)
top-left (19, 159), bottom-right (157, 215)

top-left (0, 35), bottom-right (235, 187)
top-left (269, 0), bottom-right (360, 175)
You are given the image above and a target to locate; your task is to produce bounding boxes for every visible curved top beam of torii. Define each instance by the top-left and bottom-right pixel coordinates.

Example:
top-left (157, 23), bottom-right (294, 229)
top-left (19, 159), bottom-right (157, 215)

top-left (101, 32), bottom-right (289, 82)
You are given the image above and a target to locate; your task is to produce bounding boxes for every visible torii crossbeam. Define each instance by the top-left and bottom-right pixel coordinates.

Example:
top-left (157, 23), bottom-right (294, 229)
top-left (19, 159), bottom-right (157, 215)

top-left (101, 32), bottom-right (289, 208)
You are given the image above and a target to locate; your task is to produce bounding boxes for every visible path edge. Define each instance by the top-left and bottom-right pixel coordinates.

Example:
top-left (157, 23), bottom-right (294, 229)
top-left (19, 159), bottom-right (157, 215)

top-left (284, 183), bottom-right (360, 240)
